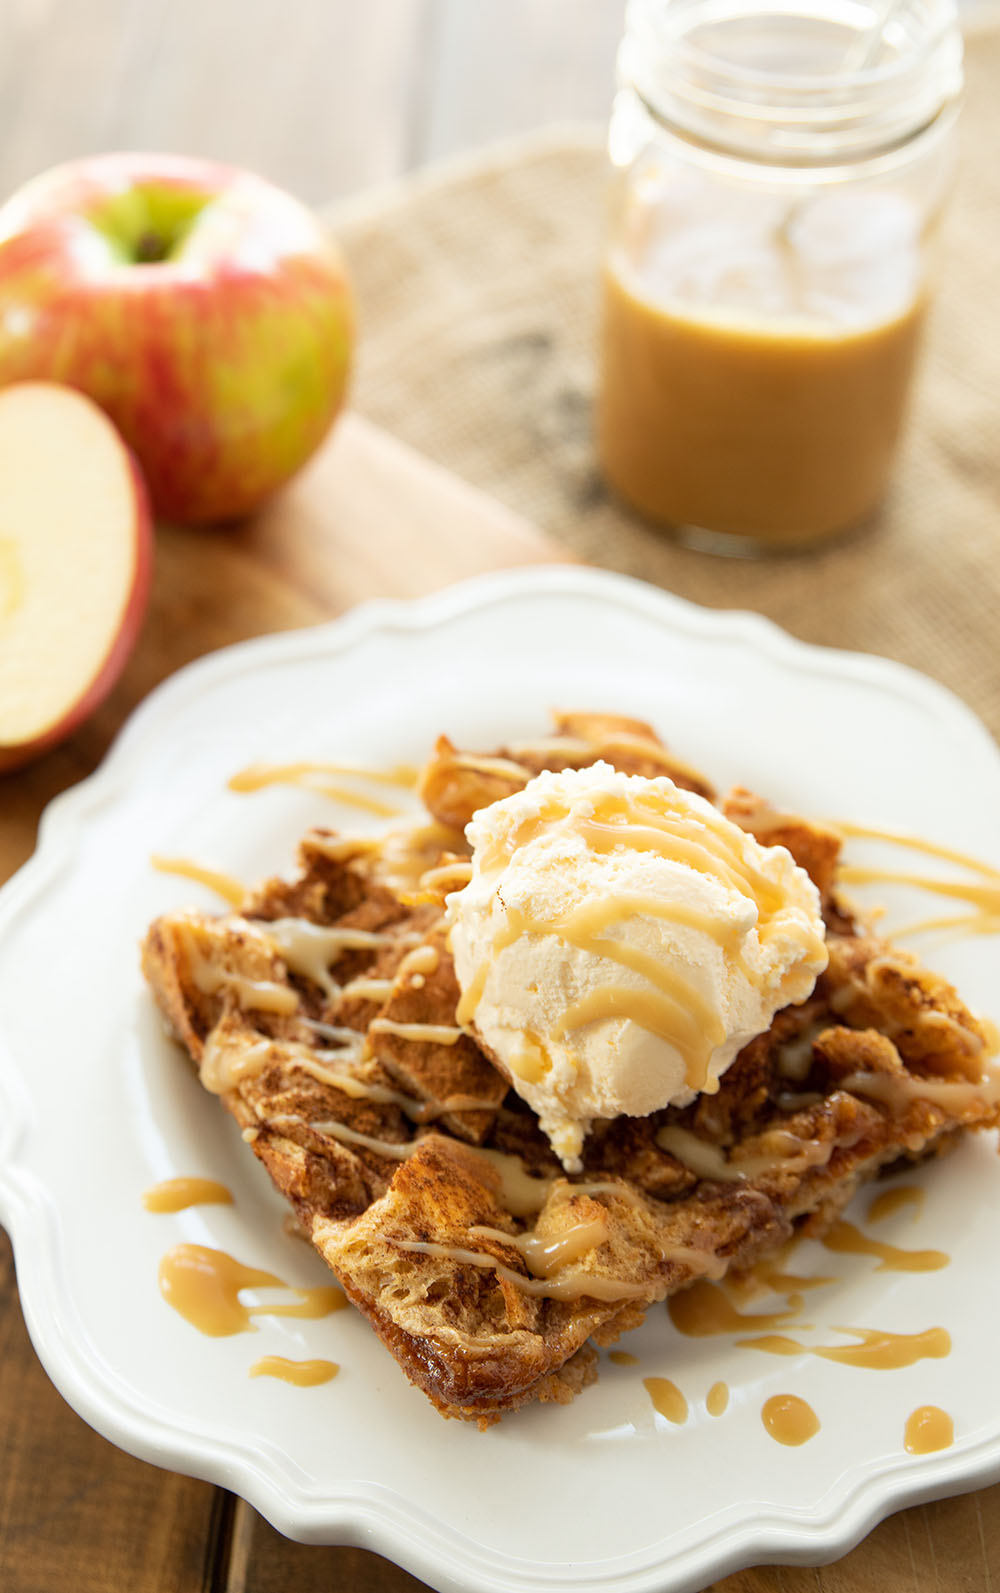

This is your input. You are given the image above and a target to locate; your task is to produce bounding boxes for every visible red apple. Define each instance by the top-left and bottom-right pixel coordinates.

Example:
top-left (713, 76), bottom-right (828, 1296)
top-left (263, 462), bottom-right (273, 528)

top-left (0, 153), bottom-right (353, 523)
top-left (0, 382), bottom-right (152, 772)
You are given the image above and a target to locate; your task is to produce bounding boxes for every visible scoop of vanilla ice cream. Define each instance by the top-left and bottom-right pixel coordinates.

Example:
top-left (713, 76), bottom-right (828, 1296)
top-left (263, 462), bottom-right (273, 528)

top-left (447, 763), bottom-right (828, 1171)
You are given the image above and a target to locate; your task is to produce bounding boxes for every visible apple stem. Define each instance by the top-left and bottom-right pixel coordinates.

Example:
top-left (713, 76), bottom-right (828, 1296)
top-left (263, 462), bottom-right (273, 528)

top-left (134, 230), bottom-right (165, 264)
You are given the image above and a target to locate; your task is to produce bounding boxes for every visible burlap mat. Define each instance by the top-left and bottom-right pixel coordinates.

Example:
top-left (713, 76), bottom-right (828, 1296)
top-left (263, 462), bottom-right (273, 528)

top-left (330, 32), bottom-right (1000, 742)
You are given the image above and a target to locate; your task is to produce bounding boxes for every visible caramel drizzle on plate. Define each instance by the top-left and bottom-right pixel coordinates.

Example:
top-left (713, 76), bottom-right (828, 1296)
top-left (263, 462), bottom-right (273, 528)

top-left (644, 1377), bottom-right (688, 1424)
top-left (228, 760), bottom-right (418, 817)
top-left (904, 1405), bottom-right (954, 1454)
top-left (761, 1394), bottom-right (820, 1446)
top-left (706, 1381), bottom-right (729, 1417)
top-left (738, 1324), bottom-right (951, 1369)
top-left (820, 1219), bottom-right (948, 1273)
top-left (142, 1177), bottom-right (234, 1213)
top-left (250, 1356), bottom-right (339, 1387)
top-left (152, 855), bottom-right (247, 908)
top-left (834, 820), bottom-right (1000, 939)
top-left (158, 1244), bottom-right (346, 1336)
top-left (867, 1185), bottom-right (925, 1224)
top-left (668, 1279), bottom-right (801, 1338)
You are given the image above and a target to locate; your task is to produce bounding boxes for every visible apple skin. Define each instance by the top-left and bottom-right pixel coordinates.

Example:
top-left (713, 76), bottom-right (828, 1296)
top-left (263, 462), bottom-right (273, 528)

top-left (0, 153), bottom-right (354, 524)
top-left (0, 383), bottom-right (154, 774)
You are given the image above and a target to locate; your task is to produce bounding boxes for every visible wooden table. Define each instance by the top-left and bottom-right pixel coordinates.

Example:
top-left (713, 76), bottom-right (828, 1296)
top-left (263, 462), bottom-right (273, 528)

top-left (3, 414), bottom-right (999, 1593)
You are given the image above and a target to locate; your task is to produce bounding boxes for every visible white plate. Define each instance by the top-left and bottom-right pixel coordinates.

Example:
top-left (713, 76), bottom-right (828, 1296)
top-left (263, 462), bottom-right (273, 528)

top-left (1, 566), bottom-right (999, 1593)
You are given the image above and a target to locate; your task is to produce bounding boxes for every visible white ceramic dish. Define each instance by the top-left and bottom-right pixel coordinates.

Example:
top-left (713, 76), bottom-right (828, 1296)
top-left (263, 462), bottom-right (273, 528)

top-left (1, 566), bottom-right (998, 1593)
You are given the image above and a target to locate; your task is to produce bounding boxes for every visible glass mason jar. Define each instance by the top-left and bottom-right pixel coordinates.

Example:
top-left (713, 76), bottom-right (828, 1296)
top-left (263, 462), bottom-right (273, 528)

top-left (597, 0), bottom-right (963, 554)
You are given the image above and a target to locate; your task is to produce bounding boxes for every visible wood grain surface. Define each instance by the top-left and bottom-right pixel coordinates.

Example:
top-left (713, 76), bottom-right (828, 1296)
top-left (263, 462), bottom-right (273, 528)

top-left (3, 415), bottom-right (999, 1593)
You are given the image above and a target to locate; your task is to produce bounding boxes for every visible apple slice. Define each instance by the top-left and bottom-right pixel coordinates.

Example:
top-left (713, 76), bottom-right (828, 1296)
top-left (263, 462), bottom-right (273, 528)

top-left (0, 382), bottom-right (153, 773)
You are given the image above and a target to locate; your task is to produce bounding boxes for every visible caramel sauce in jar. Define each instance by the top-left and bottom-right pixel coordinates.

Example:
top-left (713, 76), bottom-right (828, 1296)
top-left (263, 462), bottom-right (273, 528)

top-left (599, 0), bottom-right (960, 553)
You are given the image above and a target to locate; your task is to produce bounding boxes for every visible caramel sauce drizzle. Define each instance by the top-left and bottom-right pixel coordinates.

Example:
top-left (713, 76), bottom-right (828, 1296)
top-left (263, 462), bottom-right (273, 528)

top-left (553, 982), bottom-right (725, 1093)
top-left (656, 1124), bottom-right (831, 1183)
top-left (579, 790), bottom-right (792, 917)
top-left (398, 943), bottom-right (440, 977)
top-left (418, 861), bottom-right (474, 895)
top-left (904, 1405), bottom-right (954, 1454)
top-left (181, 914), bottom-right (412, 1031)
top-left (367, 1018), bottom-right (463, 1045)
top-left (339, 976), bottom-right (395, 1001)
top-left (507, 736), bottom-right (597, 762)
top-left (504, 732), bottom-right (710, 793)
top-left (840, 1067), bottom-right (1000, 1115)
top-left (821, 1219), bottom-right (948, 1273)
top-left (268, 1116), bottom-right (555, 1215)
top-left (460, 785), bottom-right (825, 1093)
top-left (867, 1185), bottom-right (924, 1224)
top-left (142, 1177), bottom-right (233, 1213)
top-left (748, 1267), bottom-right (833, 1296)
top-left (458, 896), bottom-right (733, 1090)
top-left (300, 1018), bottom-right (374, 1045)
top-left (158, 1244), bottom-right (346, 1335)
top-left (668, 1279), bottom-right (800, 1338)
top-left (834, 820), bottom-right (1000, 939)
top-left (465, 1146), bottom-right (556, 1216)
top-left (200, 1035), bottom-right (273, 1094)
top-left (839, 864), bottom-right (1000, 938)
top-left (762, 1394), bottom-right (820, 1446)
top-left (452, 753), bottom-right (534, 780)
top-left (250, 1356), bottom-right (339, 1387)
top-left (468, 1215), bottom-right (609, 1280)
top-left (835, 821), bottom-right (1000, 877)
top-left (706, 1381), bottom-right (729, 1417)
top-left (273, 1115), bottom-right (419, 1161)
top-left (228, 760), bottom-right (417, 817)
top-left (253, 917), bottom-right (393, 999)
top-left (739, 1324), bottom-right (951, 1369)
top-left (180, 927), bottom-right (299, 1017)
top-left (394, 1237), bottom-right (650, 1301)
top-left (152, 855), bottom-right (247, 908)
top-left (264, 1049), bottom-right (485, 1123)
top-left (644, 1377), bottom-right (688, 1424)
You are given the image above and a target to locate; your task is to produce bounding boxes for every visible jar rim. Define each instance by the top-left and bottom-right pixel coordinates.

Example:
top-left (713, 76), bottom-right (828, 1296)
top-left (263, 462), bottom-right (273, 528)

top-left (620, 0), bottom-right (963, 161)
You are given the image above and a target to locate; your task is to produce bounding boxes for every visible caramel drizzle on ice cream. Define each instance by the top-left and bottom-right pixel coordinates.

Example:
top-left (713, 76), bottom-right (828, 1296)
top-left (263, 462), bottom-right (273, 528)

top-left (456, 780), bottom-right (826, 1096)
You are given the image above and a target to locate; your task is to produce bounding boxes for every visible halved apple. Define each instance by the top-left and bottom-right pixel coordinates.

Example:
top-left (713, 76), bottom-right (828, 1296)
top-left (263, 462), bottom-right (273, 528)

top-left (0, 382), bottom-right (153, 773)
